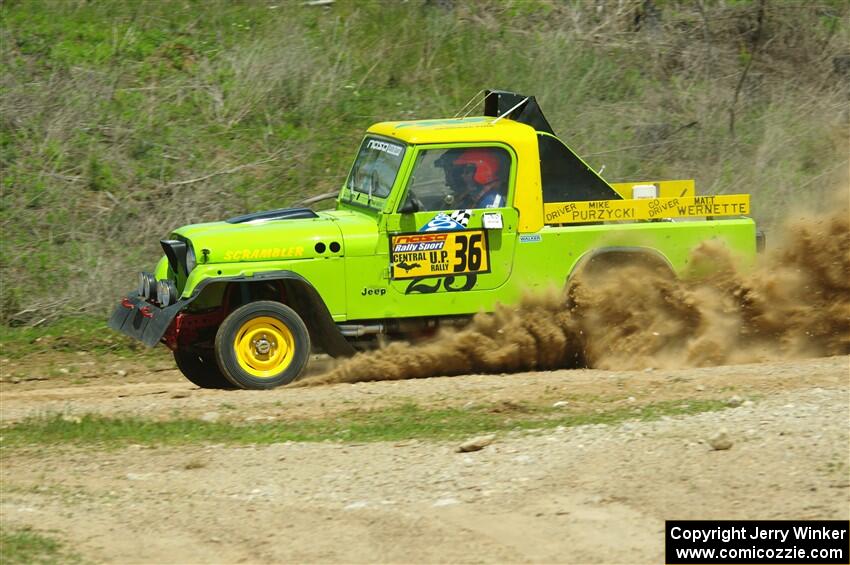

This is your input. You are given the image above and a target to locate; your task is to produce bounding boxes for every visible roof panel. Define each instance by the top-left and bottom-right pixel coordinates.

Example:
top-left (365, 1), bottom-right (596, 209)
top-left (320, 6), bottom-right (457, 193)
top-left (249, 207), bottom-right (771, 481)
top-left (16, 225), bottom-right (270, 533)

top-left (367, 116), bottom-right (535, 145)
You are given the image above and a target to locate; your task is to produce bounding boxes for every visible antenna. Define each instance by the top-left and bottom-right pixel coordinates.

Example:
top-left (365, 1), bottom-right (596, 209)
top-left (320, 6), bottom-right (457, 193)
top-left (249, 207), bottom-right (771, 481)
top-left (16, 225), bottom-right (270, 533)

top-left (462, 91), bottom-right (489, 118)
top-left (453, 90), bottom-right (487, 118)
top-left (491, 97), bottom-right (528, 124)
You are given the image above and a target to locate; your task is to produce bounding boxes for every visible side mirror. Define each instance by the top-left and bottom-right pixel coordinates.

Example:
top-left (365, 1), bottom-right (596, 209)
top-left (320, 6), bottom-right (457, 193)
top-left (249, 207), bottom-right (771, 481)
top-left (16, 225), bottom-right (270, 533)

top-left (398, 199), bottom-right (420, 214)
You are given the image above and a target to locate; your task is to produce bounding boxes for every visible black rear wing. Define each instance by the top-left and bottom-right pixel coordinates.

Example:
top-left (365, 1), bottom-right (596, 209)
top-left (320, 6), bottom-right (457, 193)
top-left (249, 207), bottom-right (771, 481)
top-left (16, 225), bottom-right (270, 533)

top-left (483, 90), bottom-right (555, 135)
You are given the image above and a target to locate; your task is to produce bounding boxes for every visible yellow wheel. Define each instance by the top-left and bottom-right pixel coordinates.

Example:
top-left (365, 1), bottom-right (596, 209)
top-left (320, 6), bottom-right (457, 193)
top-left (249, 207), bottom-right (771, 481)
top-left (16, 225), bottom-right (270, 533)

top-left (215, 301), bottom-right (311, 389)
top-left (233, 316), bottom-right (296, 378)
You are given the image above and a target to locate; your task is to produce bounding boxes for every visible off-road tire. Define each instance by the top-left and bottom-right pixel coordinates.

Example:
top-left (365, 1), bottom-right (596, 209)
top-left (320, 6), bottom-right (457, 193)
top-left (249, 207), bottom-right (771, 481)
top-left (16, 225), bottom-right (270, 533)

top-left (215, 301), bottom-right (311, 390)
top-left (173, 349), bottom-right (234, 389)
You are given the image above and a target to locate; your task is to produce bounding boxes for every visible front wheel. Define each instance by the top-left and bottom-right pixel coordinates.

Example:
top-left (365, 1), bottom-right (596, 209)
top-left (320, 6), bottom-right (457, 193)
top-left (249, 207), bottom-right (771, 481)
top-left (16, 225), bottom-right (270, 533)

top-left (214, 301), bottom-right (311, 390)
top-left (173, 349), bottom-right (234, 389)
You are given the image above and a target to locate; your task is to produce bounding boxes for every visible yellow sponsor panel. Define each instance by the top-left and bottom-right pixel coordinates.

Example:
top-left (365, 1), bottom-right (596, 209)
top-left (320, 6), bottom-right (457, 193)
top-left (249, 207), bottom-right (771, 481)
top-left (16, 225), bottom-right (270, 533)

top-left (610, 179), bottom-right (696, 200)
top-left (544, 194), bottom-right (750, 225)
top-left (390, 230), bottom-right (491, 280)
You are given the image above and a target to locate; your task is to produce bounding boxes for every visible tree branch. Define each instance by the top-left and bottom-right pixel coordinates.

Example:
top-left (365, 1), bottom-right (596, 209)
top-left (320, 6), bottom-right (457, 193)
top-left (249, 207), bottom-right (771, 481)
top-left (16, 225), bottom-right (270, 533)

top-left (729, 0), bottom-right (766, 137)
top-left (166, 149), bottom-right (285, 187)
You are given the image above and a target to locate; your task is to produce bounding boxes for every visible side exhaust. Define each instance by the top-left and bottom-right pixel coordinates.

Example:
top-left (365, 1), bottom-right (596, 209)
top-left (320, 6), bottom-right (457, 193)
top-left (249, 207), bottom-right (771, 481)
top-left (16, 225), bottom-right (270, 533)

top-left (337, 324), bottom-right (384, 337)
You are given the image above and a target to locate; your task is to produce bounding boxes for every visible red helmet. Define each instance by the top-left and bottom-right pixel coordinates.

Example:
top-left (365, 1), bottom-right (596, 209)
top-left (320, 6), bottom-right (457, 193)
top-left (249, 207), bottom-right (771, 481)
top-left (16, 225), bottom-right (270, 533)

top-left (453, 149), bottom-right (502, 185)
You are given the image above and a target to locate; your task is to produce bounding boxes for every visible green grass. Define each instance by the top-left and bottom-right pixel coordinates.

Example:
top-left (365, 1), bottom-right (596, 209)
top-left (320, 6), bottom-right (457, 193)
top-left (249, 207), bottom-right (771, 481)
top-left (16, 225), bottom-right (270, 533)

top-left (0, 528), bottom-right (80, 565)
top-left (0, 399), bottom-right (727, 447)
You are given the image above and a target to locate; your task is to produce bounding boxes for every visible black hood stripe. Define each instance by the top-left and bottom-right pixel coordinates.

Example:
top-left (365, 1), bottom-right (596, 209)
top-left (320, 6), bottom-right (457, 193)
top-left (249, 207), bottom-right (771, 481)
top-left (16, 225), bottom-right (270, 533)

top-left (226, 207), bottom-right (318, 224)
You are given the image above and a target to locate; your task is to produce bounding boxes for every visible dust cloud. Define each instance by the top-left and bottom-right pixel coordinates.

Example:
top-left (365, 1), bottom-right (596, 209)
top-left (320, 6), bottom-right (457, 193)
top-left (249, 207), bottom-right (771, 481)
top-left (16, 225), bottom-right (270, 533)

top-left (305, 208), bottom-right (849, 386)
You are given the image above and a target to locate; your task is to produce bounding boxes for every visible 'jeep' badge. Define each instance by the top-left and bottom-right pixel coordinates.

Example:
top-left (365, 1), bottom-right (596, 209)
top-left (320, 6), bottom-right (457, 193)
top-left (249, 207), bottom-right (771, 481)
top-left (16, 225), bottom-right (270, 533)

top-left (361, 287), bottom-right (387, 296)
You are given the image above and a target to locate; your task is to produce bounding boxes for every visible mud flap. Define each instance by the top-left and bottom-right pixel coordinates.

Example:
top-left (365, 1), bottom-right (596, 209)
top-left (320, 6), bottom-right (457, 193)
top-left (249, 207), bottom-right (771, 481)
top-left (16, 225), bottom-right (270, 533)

top-left (107, 292), bottom-right (185, 347)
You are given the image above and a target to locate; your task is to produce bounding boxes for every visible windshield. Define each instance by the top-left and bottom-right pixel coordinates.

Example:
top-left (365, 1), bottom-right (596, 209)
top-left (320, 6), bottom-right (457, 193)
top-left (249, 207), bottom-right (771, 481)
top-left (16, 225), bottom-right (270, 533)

top-left (346, 137), bottom-right (406, 199)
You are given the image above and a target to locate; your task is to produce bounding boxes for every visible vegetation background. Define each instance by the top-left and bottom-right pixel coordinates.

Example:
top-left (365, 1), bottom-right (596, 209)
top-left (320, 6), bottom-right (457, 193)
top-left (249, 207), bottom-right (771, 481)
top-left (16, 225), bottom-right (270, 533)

top-left (1, 0), bottom-right (848, 329)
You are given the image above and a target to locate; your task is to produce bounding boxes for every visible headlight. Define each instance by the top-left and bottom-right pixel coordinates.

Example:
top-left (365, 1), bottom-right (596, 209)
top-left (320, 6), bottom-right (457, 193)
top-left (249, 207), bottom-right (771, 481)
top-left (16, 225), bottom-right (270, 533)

top-left (138, 272), bottom-right (156, 299)
top-left (157, 279), bottom-right (178, 306)
top-left (186, 244), bottom-right (196, 273)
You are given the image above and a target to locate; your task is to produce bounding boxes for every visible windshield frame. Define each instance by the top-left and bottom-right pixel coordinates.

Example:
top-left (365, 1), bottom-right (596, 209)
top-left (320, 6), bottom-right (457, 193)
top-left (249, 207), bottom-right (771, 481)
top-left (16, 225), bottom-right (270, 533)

top-left (344, 136), bottom-right (407, 208)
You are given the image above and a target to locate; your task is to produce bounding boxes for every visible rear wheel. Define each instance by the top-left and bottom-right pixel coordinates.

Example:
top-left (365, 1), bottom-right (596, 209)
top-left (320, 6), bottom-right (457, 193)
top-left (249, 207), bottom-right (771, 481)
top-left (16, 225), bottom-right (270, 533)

top-left (173, 349), bottom-right (234, 389)
top-left (570, 251), bottom-right (676, 288)
top-left (215, 301), bottom-right (311, 390)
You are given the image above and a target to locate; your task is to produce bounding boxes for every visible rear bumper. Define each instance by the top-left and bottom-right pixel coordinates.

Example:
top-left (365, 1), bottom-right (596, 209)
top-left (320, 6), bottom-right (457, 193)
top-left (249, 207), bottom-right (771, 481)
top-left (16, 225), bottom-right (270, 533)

top-left (107, 293), bottom-right (185, 347)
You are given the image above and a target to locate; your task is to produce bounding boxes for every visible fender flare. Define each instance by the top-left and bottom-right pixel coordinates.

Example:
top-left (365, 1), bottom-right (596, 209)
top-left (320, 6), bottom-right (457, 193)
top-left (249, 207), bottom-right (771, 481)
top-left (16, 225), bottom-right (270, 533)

top-left (190, 270), bottom-right (356, 358)
top-left (567, 246), bottom-right (675, 283)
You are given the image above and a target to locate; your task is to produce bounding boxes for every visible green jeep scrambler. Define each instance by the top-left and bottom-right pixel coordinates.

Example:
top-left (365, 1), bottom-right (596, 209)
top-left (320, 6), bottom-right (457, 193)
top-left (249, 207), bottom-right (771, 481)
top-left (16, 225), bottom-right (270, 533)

top-left (109, 91), bottom-right (758, 389)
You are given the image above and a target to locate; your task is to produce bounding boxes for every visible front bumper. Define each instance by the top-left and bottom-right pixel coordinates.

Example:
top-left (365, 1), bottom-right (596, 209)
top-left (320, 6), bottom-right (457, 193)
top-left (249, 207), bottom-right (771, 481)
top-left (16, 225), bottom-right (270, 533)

top-left (107, 292), bottom-right (185, 347)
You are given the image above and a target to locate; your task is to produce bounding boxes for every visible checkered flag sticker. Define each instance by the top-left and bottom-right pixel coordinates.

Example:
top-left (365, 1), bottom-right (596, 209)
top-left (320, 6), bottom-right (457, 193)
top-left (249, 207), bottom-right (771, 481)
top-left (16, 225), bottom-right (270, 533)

top-left (448, 209), bottom-right (472, 227)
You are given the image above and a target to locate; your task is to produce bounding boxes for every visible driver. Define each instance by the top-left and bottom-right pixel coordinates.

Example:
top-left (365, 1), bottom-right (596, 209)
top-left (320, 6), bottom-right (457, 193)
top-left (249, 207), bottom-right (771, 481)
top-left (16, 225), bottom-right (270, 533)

top-left (442, 148), bottom-right (507, 209)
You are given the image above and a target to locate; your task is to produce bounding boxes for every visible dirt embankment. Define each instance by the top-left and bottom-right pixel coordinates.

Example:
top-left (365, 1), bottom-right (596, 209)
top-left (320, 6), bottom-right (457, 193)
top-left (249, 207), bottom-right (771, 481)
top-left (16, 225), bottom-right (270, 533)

top-left (308, 209), bottom-right (849, 386)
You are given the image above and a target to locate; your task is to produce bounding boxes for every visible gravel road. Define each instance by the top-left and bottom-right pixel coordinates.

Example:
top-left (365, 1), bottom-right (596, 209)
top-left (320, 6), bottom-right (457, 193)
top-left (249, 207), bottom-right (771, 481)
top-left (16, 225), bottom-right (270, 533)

top-left (1, 356), bottom-right (848, 563)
